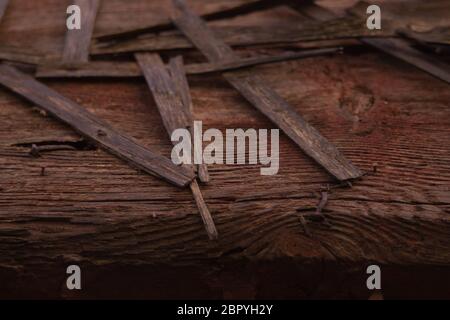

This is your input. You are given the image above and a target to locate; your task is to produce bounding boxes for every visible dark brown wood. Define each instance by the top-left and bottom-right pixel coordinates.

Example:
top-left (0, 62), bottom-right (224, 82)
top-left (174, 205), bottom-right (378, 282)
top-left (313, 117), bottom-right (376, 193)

top-left (94, 0), bottom-right (280, 41)
top-left (168, 56), bottom-right (210, 183)
top-left (135, 53), bottom-right (218, 239)
top-left (37, 48), bottom-right (341, 78)
top-left (91, 18), bottom-right (385, 55)
top-left (0, 0), bottom-right (9, 23)
top-left (62, 0), bottom-right (101, 65)
top-left (0, 64), bottom-right (194, 187)
top-left (172, 0), bottom-right (363, 181)
top-left (295, 3), bottom-right (450, 84)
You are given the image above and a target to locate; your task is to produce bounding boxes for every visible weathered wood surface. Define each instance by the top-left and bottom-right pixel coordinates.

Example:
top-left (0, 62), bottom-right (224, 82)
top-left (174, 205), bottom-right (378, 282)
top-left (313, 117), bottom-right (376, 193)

top-left (1, 0), bottom-right (450, 299)
top-left (91, 17), bottom-right (385, 55)
top-left (37, 48), bottom-right (342, 78)
top-left (62, 0), bottom-right (100, 65)
top-left (135, 53), bottom-right (217, 239)
top-left (0, 64), bottom-right (194, 187)
top-left (296, 2), bottom-right (450, 84)
top-left (172, 0), bottom-right (363, 181)
top-left (168, 56), bottom-right (210, 183)
top-left (94, 0), bottom-right (280, 41)
top-left (0, 0), bottom-right (9, 23)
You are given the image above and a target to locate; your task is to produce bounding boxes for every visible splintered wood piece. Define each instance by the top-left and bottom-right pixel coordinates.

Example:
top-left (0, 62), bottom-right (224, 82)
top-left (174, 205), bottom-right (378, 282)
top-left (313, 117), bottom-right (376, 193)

top-left (135, 53), bottom-right (191, 134)
top-left (361, 37), bottom-right (450, 84)
top-left (91, 18), bottom-right (379, 55)
top-left (0, 64), bottom-right (194, 187)
top-left (295, 3), bottom-right (450, 84)
top-left (172, 0), bottom-right (363, 181)
top-left (95, 0), bottom-right (280, 41)
top-left (168, 56), bottom-right (210, 183)
top-left (136, 53), bottom-right (218, 239)
top-left (37, 48), bottom-right (341, 78)
top-left (0, 0), bottom-right (9, 23)
top-left (62, 0), bottom-right (100, 65)
top-left (190, 180), bottom-right (218, 240)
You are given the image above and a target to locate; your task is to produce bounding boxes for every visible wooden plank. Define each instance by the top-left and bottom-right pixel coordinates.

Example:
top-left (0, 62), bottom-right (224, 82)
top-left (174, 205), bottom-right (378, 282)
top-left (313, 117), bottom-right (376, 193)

top-left (135, 53), bottom-right (218, 239)
top-left (91, 17), bottom-right (383, 55)
top-left (168, 56), bottom-right (210, 183)
top-left (0, 0), bottom-right (9, 23)
top-left (172, 0), bottom-right (363, 181)
top-left (62, 0), bottom-right (101, 65)
top-left (36, 48), bottom-right (342, 78)
top-left (94, 0), bottom-right (280, 41)
top-left (0, 64), bottom-right (194, 187)
top-left (294, 3), bottom-right (450, 84)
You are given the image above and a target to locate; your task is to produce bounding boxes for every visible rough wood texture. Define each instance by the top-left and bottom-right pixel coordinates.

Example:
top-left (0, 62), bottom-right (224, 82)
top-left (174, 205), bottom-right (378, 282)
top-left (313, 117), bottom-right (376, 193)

top-left (0, 64), bottom-right (194, 187)
top-left (1, 0), bottom-right (450, 299)
top-left (172, 0), bottom-right (363, 181)
top-left (168, 56), bottom-right (210, 183)
top-left (136, 53), bottom-right (218, 238)
top-left (91, 17), bottom-right (385, 55)
top-left (94, 0), bottom-right (280, 41)
top-left (62, 0), bottom-right (100, 65)
top-left (37, 48), bottom-right (341, 78)
top-left (0, 0), bottom-right (9, 23)
top-left (296, 2), bottom-right (450, 84)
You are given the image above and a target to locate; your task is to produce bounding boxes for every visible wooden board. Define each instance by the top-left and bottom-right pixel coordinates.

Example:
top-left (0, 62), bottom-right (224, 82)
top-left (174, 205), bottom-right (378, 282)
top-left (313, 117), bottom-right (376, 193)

top-left (0, 64), bottom-right (194, 187)
top-left (172, 0), bottom-right (363, 181)
top-left (62, 0), bottom-right (101, 65)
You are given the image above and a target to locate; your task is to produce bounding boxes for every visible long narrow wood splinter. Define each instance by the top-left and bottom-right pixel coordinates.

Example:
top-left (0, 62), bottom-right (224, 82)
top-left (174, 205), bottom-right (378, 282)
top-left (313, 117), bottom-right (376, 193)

top-left (171, 0), bottom-right (363, 181)
top-left (135, 53), bottom-right (218, 240)
top-left (168, 56), bottom-right (210, 183)
top-left (63, 0), bottom-right (100, 65)
top-left (36, 48), bottom-right (341, 79)
top-left (0, 64), bottom-right (194, 187)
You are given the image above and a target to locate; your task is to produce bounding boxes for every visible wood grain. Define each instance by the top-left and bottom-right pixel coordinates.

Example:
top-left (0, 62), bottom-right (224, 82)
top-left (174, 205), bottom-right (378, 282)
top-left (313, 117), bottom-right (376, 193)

top-left (0, 64), bottom-right (194, 187)
top-left (62, 0), bottom-right (101, 65)
top-left (37, 48), bottom-right (341, 78)
top-left (91, 17), bottom-right (384, 55)
top-left (172, 0), bottom-right (363, 181)
top-left (168, 56), bottom-right (210, 183)
top-left (294, 2), bottom-right (450, 84)
top-left (94, 0), bottom-right (280, 41)
top-left (0, 0), bottom-right (9, 24)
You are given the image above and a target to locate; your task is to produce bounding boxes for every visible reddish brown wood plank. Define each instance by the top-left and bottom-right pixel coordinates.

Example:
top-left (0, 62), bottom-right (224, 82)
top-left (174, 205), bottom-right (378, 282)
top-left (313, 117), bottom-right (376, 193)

top-left (135, 53), bottom-right (218, 239)
top-left (0, 64), bottom-right (194, 187)
top-left (172, 0), bottom-right (363, 181)
top-left (63, 0), bottom-right (101, 65)
top-left (37, 48), bottom-right (342, 78)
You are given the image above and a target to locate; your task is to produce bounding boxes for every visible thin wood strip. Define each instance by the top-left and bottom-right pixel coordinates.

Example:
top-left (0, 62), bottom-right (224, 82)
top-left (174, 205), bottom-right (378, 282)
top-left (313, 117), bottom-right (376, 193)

top-left (63, 0), bottom-right (101, 65)
top-left (294, 3), bottom-right (450, 84)
top-left (0, 64), bottom-right (194, 187)
top-left (169, 56), bottom-right (210, 183)
top-left (0, 0), bottom-right (9, 23)
top-left (91, 17), bottom-right (385, 55)
top-left (94, 0), bottom-right (280, 41)
top-left (135, 53), bottom-right (218, 239)
top-left (172, 0), bottom-right (363, 181)
top-left (37, 48), bottom-right (341, 78)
